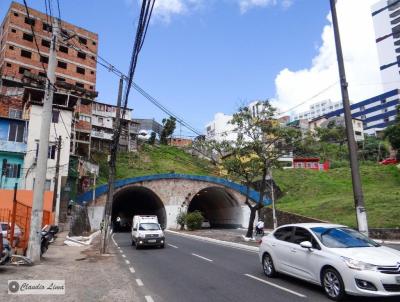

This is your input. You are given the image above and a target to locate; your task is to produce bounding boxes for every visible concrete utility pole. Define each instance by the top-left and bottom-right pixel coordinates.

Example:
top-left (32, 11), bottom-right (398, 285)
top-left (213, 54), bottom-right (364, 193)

top-left (270, 169), bottom-right (277, 229)
top-left (26, 20), bottom-right (59, 262)
top-left (330, 0), bottom-right (369, 235)
top-left (53, 136), bottom-right (62, 224)
top-left (100, 77), bottom-right (123, 254)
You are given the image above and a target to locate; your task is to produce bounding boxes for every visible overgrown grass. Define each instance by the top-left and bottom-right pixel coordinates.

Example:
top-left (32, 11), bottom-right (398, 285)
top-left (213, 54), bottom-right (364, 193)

top-left (92, 144), bottom-right (217, 185)
top-left (274, 165), bottom-right (400, 228)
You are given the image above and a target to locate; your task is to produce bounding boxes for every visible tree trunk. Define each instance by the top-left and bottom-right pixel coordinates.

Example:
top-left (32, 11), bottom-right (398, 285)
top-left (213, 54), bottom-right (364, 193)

top-left (246, 206), bottom-right (257, 238)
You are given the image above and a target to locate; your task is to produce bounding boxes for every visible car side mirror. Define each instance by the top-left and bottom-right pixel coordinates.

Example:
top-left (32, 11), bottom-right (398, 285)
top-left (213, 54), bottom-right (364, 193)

top-left (133, 228), bottom-right (137, 231)
top-left (300, 241), bottom-right (313, 249)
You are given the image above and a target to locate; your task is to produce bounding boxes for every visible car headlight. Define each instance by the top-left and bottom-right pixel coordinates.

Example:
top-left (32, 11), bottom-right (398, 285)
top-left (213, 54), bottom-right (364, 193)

top-left (341, 257), bottom-right (378, 271)
top-left (139, 234), bottom-right (146, 239)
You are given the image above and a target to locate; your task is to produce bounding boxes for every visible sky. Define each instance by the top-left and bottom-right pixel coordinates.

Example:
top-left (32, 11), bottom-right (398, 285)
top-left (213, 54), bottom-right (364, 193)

top-left (0, 0), bottom-right (383, 137)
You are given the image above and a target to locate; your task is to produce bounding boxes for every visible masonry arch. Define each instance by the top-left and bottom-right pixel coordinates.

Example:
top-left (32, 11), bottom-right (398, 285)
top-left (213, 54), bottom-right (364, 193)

top-left (112, 186), bottom-right (167, 231)
top-left (187, 186), bottom-right (243, 228)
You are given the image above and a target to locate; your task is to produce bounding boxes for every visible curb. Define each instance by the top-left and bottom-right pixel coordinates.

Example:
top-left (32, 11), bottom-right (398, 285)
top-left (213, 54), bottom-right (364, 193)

top-left (166, 230), bottom-right (259, 252)
top-left (372, 239), bottom-right (400, 245)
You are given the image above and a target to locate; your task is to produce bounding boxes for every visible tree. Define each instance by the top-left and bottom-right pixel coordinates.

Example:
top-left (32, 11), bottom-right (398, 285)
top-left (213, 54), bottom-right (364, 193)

top-left (209, 101), bottom-right (302, 237)
top-left (148, 131), bottom-right (156, 145)
top-left (384, 108), bottom-right (400, 152)
top-left (160, 116), bottom-right (176, 145)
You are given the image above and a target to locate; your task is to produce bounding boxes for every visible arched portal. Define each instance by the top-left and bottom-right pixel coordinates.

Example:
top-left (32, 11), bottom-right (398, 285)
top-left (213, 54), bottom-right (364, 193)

top-left (112, 186), bottom-right (167, 231)
top-left (188, 187), bottom-right (243, 228)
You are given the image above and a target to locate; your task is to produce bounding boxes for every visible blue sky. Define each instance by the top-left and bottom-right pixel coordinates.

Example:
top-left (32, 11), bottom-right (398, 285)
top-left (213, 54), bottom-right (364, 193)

top-left (0, 1), bottom-right (382, 136)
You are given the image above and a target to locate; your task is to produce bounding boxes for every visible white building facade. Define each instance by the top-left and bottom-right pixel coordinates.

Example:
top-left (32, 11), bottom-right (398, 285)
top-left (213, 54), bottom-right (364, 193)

top-left (291, 99), bottom-right (343, 121)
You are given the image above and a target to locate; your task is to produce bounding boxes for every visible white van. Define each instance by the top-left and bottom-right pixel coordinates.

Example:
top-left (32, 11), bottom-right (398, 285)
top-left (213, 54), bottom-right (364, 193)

top-left (131, 215), bottom-right (165, 249)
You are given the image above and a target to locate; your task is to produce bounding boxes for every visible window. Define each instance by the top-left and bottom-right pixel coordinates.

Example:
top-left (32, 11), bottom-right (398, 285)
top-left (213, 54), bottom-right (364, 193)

top-left (79, 115), bottom-right (91, 122)
top-left (75, 82), bottom-right (84, 88)
top-left (52, 110), bottom-right (60, 123)
top-left (292, 227), bottom-right (321, 249)
top-left (59, 45), bottom-right (68, 53)
top-left (6, 63), bottom-right (12, 67)
top-left (355, 131), bottom-right (362, 136)
top-left (360, 105), bottom-right (365, 111)
top-left (58, 61), bottom-right (67, 69)
top-left (56, 77), bottom-right (65, 82)
top-left (45, 179), bottom-right (52, 191)
top-left (40, 55), bottom-right (49, 64)
top-left (361, 115), bottom-right (366, 120)
top-left (91, 55), bottom-right (96, 60)
top-left (9, 108), bottom-right (22, 119)
top-left (41, 39), bottom-right (50, 48)
top-left (24, 17), bottom-right (35, 26)
top-left (76, 66), bottom-right (85, 75)
top-left (98, 117), bottom-right (103, 124)
top-left (90, 71), bottom-right (94, 75)
top-left (92, 41), bottom-right (96, 46)
top-left (20, 49), bottom-right (32, 58)
top-left (42, 23), bottom-right (52, 32)
top-left (78, 36), bottom-right (87, 45)
top-left (8, 122), bottom-right (24, 142)
top-left (273, 227), bottom-right (293, 242)
top-left (23, 32), bottom-right (33, 42)
top-left (48, 145), bottom-right (56, 159)
top-left (39, 72), bottom-right (46, 77)
top-left (11, 28), bottom-right (16, 33)
top-left (18, 66), bottom-right (30, 75)
top-left (9, 45), bottom-right (14, 50)
top-left (5, 163), bottom-right (21, 178)
top-left (381, 99), bottom-right (387, 104)
top-left (89, 85), bottom-right (93, 90)
top-left (77, 51), bottom-right (86, 59)
top-left (390, 9), bottom-right (400, 18)
top-left (13, 12), bottom-right (19, 17)
top-left (391, 16), bottom-right (400, 25)
top-left (384, 117), bottom-right (390, 123)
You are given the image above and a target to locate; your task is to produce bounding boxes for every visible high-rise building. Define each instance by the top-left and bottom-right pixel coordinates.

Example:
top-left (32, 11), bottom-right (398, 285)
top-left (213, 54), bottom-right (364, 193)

top-left (290, 99), bottom-right (343, 121)
top-left (372, 0), bottom-right (400, 91)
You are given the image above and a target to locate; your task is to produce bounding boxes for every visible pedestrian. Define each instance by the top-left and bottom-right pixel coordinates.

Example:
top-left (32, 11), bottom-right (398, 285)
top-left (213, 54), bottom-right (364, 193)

top-left (255, 219), bottom-right (264, 236)
top-left (100, 219), bottom-right (104, 232)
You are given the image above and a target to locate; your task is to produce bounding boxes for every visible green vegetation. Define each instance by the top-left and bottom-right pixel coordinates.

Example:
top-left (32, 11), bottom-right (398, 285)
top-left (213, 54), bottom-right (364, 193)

top-left (185, 211), bottom-right (204, 230)
top-left (92, 144), bottom-right (216, 185)
top-left (274, 164), bottom-right (400, 228)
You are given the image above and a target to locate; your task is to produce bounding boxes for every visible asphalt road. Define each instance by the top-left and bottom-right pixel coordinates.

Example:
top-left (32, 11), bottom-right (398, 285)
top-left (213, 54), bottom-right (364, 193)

top-left (113, 232), bottom-right (399, 302)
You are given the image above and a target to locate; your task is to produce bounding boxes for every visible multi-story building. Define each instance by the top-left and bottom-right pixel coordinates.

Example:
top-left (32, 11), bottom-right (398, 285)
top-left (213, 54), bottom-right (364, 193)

top-left (309, 116), bottom-right (365, 142)
top-left (371, 0), bottom-right (400, 92)
top-left (0, 2), bottom-right (98, 191)
top-left (325, 89), bottom-right (400, 135)
top-left (132, 118), bottom-right (163, 139)
top-left (91, 101), bottom-right (134, 152)
top-left (291, 99), bottom-right (343, 121)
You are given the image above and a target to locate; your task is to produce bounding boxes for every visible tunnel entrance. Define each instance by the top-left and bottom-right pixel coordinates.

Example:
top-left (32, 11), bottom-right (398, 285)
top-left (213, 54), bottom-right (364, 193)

top-left (188, 187), bottom-right (243, 228)
top-left (112, 186), bottom-right (166, 232)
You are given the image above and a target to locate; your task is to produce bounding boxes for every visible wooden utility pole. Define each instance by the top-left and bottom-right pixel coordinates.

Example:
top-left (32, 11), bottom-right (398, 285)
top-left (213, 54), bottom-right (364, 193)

top-left (53, 135), bottom-right (62, 224)
top-left (26, 19), bottom-right (59, 262)
top-left (330, 0), bottom-right (369, 235)
top-left (100, 77), bottom-right (123, 254)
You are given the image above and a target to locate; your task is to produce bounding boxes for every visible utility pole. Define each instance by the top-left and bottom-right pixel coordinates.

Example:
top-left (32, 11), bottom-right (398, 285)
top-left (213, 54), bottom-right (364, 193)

top-left (100, 77), bottom-right (123, 254)
top-left (330, 0), bottom-right (369, 235)
top-left (26, 19), bottom-right (59, 262)
top-left (270, 169), bottom-right (277, 229)
top-left (53, 136), bottom-right (62, 224)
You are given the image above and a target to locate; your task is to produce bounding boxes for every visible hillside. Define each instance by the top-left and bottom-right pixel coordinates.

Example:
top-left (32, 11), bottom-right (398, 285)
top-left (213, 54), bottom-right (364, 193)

top-left (92, 144), bottom-right (217, 185)
top-left (273, 164), bottom-right (400, 228)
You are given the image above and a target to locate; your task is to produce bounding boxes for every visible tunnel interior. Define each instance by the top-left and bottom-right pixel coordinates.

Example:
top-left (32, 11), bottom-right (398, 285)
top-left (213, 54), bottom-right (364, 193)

top-left (112, 186), bottom-right (166, 232)
top-left (188, 187), bottom-right (243, 228)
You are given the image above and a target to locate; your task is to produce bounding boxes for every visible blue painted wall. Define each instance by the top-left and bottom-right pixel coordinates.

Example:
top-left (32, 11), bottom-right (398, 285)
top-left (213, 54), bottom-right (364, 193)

top-left (0, 153), bottom-right (24, 189)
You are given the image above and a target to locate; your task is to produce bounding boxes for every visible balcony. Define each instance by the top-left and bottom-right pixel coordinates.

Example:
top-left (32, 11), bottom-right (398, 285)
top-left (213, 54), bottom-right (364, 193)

top-left (91, 130), bottom-right (113, 140)
top-left (0, 140), bottom-right (27, 154)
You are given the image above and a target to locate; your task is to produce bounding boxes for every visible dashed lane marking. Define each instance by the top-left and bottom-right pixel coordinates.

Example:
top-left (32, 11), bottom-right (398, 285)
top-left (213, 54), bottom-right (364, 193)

top-left (167, 243), bottom-right (178, 249)
top-left (244, 274), bottom-right (306, 298)
top-left (145, 296), bottom-right (154, 302)
top-left (129, 267), bottom-right (135, 273)
top-left (125, 259), bottom-right (130, 265)
top-left (136, 279), bottom-right (144, 286)
top-left (122, 254), bottom-right (126, 258)
top-left (191, 253), bottom-right (213, 262)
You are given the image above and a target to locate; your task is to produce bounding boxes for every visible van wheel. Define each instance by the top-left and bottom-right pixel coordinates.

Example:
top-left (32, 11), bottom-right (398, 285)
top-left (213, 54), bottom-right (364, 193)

top-left (322, 268), bottom-right (345, 301)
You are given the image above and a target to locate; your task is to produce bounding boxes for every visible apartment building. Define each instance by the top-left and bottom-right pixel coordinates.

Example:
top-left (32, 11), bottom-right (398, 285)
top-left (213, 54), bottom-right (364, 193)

top-left (291, 99), bottom-right (343, 121)
top-left (0, 2), bottom-right (98, 190)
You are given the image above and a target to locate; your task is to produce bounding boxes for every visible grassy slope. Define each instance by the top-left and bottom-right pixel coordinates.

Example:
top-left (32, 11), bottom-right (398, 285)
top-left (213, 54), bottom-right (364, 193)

top-left (274, 165), bottom-right (400, 228)
top-left (93, 144), bottom-right (216, 185)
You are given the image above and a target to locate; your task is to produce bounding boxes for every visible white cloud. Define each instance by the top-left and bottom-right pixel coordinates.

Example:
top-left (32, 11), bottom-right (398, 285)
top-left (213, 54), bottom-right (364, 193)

top-left (205, 113), bottom-right (238, 141)
top-left (274, 0), bottom-right (383, 115)
top-left (239, 0), bottom-right (293, 14)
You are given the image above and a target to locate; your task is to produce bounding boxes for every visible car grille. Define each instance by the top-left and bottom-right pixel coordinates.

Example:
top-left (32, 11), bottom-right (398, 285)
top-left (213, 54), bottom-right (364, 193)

top-left (145, 234), bottom-right (158, 238)
top-left (382, 284), bottom-right (400, 292)
top-left (377, 264), bottom-right (400, 274)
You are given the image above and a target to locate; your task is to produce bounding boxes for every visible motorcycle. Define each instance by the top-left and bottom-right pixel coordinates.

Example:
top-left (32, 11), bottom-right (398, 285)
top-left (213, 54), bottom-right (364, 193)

top-left (0, 233), bottom-right (11, 265)
top-left (41, 225), bottom-right (59, 255)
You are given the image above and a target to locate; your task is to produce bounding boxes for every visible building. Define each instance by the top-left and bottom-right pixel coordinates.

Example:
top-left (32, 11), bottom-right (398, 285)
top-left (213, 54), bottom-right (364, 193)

top-left (91, 101), bottom-right (134, 152)
top-left (371, 0), bottom-right (400, 92)
top-left (291, 99), bottom-right (343, 121)
top-left (293, 158), bottom-right (329, 171)
top-left (168, 137), bottom-right (192, 148)
top-left (132, 118), bottom-right (163, 139)
top-left (325, 89), bottom-right (400, 135)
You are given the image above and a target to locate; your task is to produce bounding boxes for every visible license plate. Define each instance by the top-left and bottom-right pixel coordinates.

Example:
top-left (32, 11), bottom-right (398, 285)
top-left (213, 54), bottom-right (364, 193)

top-left (148, 239), bottom-right (156, 243)
top-left (396, 276), bottom-right (400, 284)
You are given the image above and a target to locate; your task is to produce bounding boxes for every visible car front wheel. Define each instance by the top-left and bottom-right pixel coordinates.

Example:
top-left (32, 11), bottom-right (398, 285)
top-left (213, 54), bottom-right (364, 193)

top-left (322, 268), bottom-right (345, 301)
top-left (262, 253), bottom-right (277, 277)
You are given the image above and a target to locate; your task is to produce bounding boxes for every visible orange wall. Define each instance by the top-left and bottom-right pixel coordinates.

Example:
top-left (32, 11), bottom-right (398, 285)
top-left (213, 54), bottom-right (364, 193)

top-left (0, 189), bottom-right (54, 212)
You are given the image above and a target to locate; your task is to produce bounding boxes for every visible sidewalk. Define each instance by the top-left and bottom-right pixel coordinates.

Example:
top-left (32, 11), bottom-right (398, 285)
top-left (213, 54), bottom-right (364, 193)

top-left (0, 232), bottom-right (139, 301)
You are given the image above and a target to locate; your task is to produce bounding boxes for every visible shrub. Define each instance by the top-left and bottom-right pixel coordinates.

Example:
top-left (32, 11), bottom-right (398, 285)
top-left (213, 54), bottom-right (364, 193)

top-left (185, 211), bottom-right (204, 231)
top-left (176, 212), bottom-right (187, 230)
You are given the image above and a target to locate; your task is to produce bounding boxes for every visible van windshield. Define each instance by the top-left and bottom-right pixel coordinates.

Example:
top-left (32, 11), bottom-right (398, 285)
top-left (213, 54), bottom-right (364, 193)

top-left (139, 223), bottom-right (160, 231)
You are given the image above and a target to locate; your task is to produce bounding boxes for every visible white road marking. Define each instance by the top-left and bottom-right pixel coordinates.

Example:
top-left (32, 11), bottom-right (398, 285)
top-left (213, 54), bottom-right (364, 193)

top-left (129, 267), bottom-right (135, 273)
top-left (119, 250), bottom-right (123, 253)
top-left (167, 243), bottom-right (178, 249)
top-left (111, 233), bottom-right (118, 247)
top-left (145, 296), bottom-right (154, 302)
top-left (122, 254), bottom-right (126, 258)
top-left (244, 274), bottom-right (307, 298)
top-left (136, 279), bottom-right (144, 286)
top-left (191, 253), bottom-right (213, 262)
top-left (125, 259), bottom-right (130, 265)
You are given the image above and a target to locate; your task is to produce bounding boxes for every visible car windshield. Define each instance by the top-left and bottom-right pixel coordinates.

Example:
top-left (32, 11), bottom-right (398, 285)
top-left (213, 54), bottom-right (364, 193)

top-left (139, 223), bottom-right (160, 231)
top-left (311, 227), bottom-right (380, 248)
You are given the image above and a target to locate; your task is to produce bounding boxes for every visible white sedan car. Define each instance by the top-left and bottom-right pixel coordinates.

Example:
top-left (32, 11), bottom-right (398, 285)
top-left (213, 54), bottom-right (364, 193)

top-left (259, 223), bottom-right (400, 301)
